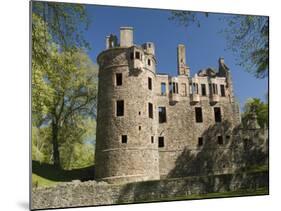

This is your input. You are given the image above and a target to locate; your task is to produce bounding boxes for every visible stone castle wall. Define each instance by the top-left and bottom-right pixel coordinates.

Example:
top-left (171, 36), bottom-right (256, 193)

top-left (95, 46), bottom-right (160, 184)
top-left (155, 73), bottom-right (241, 177)
top-left (31, 171), bottom-right (269, 210)
top-left (94, 27), bottom-right (266, 184)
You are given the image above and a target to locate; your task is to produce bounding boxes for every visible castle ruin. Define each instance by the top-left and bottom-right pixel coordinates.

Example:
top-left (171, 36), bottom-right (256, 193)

top-left (95, 27), bottom-right (267, 184)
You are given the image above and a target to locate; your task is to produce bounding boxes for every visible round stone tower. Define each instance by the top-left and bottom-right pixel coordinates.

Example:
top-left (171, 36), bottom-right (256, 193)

top-left (95, 27), bottom-right (160, 184)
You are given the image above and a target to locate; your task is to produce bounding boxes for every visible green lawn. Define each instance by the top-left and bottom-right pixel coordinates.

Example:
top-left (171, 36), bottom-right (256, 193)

top-left (32, 160), bottom-right (95, 188)
top-left (244, 164), bottom-right (269, 173)
top-left (32, 173), bottom-right (60, 187)
top-left (32, 160), bottom-right (268, 189)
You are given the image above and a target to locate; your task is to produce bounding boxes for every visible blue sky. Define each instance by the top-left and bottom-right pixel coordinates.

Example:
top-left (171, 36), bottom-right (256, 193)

top-left (84, 4), bottom-right (268, 110)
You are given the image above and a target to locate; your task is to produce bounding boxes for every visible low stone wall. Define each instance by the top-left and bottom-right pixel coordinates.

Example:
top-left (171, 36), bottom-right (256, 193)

top-left (31, 171), bottom-right (268, 210)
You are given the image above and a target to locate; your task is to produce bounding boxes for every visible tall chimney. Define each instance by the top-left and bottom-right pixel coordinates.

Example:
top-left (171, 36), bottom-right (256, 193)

top-left (177, 44), bottom-right (190, 76)
top-left (120, 27), bottom-right (134, 47)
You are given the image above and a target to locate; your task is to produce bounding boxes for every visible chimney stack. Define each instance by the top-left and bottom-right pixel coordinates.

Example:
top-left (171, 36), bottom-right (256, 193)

top-left (120, 27), bottom-right (134, 47)
top-left (177, 44), bottom-right (190, 76)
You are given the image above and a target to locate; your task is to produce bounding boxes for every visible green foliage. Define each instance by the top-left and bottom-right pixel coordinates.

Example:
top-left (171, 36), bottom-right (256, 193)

top-left (32, 13), bottom-right (54, 126)
top-left (61, 142), bottom-right (95, 170)
top-left (169, 11), bottom-right (208, 27)
top-left (60, 117), bottom-right (96, 170)
top-left (32, 126), bottom-right (52, 163)
top-left (32, 173), bottom-right (59, 188)
top-left (32, 2), bottom-right (97, 169)
top-left (32, 1), bottom-right (90, 50)
top-left (41, 48), bottom-right (98, 122)
top-left (223, 16), bottom-right (269, 79)
top-left (242, 98), bottom-right (268, 128)
top-left (32, 47), bottom-right (98, 168)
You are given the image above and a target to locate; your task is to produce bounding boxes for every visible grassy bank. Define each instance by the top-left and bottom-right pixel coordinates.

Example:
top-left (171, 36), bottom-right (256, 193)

top-left (32, 174), bottom-right (59, 187)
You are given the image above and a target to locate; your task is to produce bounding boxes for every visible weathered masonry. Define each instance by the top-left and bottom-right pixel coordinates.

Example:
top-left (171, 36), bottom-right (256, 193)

top-left (95, 27), bottom-right (267, 184)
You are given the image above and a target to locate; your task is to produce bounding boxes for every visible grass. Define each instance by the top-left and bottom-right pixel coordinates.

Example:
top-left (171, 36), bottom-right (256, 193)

top-left (32, 173), bottom-right (60, 188)
top-left (32, 160), bottom-right (95, 188)
top-left (32, 161), bottom-right (268, 205)
top-left (32, 160), bottom-right (268, 188)
top-left (243, 164), bottom-right (269, 173)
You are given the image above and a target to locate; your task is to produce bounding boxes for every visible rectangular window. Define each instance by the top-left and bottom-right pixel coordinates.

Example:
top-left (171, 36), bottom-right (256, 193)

top-left (121, 135), bottom-right (127, 144)
top-left (171, 82), bottom-right (179, 94)
top-left (116, 73), bottom-right (122, 86)
top-left (135, 51), bottom-right (140, 59)
top-left (158, 137), bottom-right (164, 148)
top-left (195, 107), bottom-right (203, 123)
top-left (148, 77), bottom-right (152, 90)
top-left (220, 84), bottom-right (226, 97)
top-left (161, 83), bottom-right (166, 95)
top-left (198, 137), bottom-right (203, 146)
top-left (212, 83), bottom-right (218, 94)
top-left (217, 136), bottom-right (223, 145)
top-left (130, 52), bottom-right (134, 60)
top-left (169, 82), bottom-right (173, 94)
top-left (151, 136), bottom-right (154, 143)
top-left (158, 107), bottom-right (167, 123)
top-left (148, 59), bottom-right (151, 66)
top-left (148, 103), bottom-right (153, 119)
top-left (116, 100), bottom-right (124, 116)
top-left (214, 107), bottom-right (222, 122)
top-left (201, 84), bottom-right (206, 96)
top-left (172, 82), bottom-right (176, 93)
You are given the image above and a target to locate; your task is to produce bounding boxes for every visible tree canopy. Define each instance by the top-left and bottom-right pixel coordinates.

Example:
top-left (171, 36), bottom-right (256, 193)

top-left (32, 2), bottom-right (97, 169)
top-left (32, 1), bottom-right (90, 50)
top-left (242, 98), bottom-right (268, 128)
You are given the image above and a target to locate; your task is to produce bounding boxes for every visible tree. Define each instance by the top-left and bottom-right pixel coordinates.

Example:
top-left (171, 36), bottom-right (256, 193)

top-left (242, 98), bottom-right (268, 128)
top-left (32, 2), bottom-right (97, 169)
top-left (169, 12), bottom-right (269, 79)
top-left (32, 0), bottom-right (91, 125)
top-left (35, 48), bottom-right (97, 169)
top-left (32, 13), bottom-right (54, 127)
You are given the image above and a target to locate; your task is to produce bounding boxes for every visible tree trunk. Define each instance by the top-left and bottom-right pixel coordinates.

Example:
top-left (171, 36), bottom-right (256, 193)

top-left (52, 120), bottom-right (61, 169)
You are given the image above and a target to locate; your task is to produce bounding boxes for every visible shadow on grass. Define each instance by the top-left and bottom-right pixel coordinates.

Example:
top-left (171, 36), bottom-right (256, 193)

top-left (32, 160), bottom-right (95, 182)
